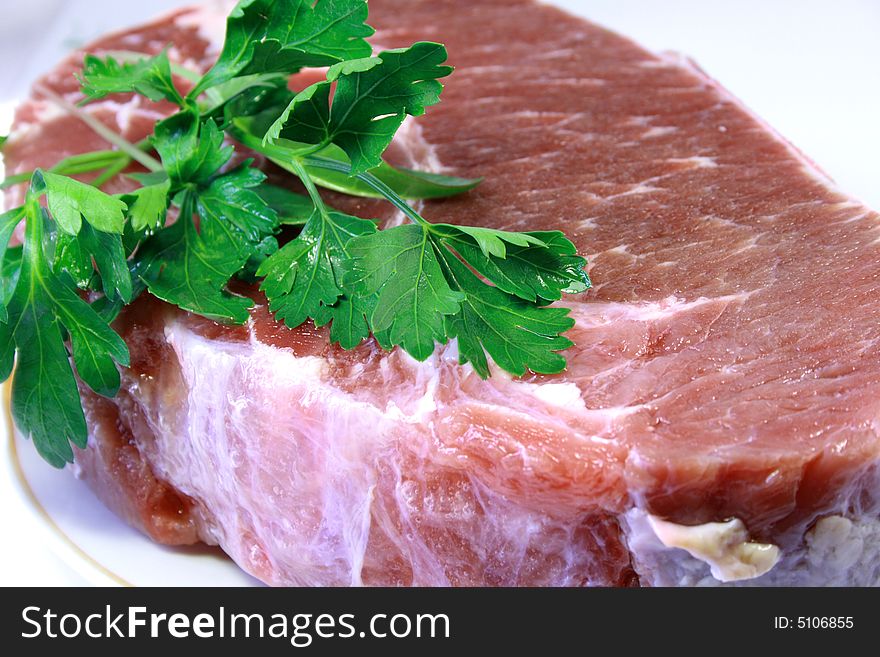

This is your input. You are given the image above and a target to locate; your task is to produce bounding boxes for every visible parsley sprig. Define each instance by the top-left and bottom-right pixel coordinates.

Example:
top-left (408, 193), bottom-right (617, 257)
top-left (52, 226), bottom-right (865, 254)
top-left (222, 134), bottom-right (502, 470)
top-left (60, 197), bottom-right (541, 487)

top-left (0, 0), bottom-right (590, 466)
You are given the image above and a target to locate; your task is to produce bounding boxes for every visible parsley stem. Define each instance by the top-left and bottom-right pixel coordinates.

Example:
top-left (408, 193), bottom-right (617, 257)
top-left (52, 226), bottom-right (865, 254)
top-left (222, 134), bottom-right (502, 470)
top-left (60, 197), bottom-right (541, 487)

top-left (231, 123), bottom-right (325, 160)
top-left (0, 151), bottom-right (125, 190)
top-left (303, 156), bottom-right (431, 228)
top-left (91, 156), bottom-right (131, 188)
top-left (34, 83), bottom-right (163, 173)
top-left (229, 125), bottom-right (333, 218)
top-left (286, 157), bottom-right (331, 222)
top-left (3, 139), bottom-right (153, 191)
top-left (0, 172), bottom-right (31, 190)
top-left (23, 185), bottom-right (45, 269)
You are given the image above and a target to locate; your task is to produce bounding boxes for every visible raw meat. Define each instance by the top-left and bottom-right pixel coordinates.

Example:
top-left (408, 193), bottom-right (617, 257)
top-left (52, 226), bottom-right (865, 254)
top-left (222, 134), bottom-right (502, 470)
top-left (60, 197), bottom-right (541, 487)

top-left (4, 0), bottom-right (880, 586)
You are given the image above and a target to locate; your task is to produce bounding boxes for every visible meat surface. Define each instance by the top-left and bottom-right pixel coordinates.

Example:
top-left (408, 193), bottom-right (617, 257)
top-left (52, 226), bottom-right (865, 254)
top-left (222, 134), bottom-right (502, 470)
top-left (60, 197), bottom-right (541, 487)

top-left (4, 0), bottom-right (880, 585)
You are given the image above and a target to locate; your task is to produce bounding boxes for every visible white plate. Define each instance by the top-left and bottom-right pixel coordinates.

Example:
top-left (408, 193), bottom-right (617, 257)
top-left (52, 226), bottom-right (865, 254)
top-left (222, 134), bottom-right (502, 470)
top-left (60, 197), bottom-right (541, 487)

top-left (3, 385), bottom-right (261, 586)
top-left (1, 0), bottom-right (879, 587)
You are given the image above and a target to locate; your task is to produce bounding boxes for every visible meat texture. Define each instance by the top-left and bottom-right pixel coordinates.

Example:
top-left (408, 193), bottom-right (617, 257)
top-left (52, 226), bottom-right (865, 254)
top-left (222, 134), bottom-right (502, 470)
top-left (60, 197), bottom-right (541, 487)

top-left (4, 0), bottom-right (880, 586)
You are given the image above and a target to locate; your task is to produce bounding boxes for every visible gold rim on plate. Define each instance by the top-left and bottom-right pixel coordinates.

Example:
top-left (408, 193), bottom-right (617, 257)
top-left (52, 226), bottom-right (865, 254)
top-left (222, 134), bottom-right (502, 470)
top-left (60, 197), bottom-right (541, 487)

top-left (4, 381), bottom-right (132, 586)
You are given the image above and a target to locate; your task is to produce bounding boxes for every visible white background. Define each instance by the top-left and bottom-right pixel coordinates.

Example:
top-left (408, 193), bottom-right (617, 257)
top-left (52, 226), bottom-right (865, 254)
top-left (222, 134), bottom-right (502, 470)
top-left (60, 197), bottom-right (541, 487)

top-left (0, 0), bottom-right (878, 586)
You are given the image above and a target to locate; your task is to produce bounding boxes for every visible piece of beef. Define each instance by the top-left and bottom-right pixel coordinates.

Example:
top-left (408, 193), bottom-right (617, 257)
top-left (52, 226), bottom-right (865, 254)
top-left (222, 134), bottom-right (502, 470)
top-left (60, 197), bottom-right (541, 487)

top-left (4, 0), bottom-right (880, 586)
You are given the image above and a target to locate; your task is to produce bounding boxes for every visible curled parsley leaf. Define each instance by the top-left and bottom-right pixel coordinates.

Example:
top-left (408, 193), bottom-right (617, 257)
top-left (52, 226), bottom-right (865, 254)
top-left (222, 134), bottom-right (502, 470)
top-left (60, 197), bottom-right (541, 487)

top-left (123, 177), bottom-right (170, 232)
top-left (192, 0), bottom-right (374, 97)
top-left (266, 42), bottom-right (452, 173)
top-left (79, 50), bottom-right (183, 106)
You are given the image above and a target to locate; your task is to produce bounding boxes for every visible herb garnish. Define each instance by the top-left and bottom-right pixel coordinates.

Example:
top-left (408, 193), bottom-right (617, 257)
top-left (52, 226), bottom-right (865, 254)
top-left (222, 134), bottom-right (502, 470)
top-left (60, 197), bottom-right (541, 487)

top-left (0, 0), bottom-right (590, 467)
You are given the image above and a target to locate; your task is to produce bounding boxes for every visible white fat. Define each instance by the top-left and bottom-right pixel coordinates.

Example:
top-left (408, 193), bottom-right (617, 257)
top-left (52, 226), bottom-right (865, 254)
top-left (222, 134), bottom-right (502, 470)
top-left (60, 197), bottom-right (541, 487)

top-left (641, 126), bottom-right (677, 138)
top-left (173, 0), bottom-right (236, 55)
top-left (100, 96), bottom-right (164, 134)
top-left (393, 117), bottom-right (444, 174)
top-left (568, 293), bottom-right (751, 329)
top-left (612, 183), bottom-right (663, 198)
top-left (667, 156), bottom-right (718, 169)
top-left (384, 367), bottom-right (439, 424)
top-left (6, 101), bottom-right (64, 141)
top-left (29, 100), bottom-right (66, 124)
top-left (646, 515), bottom-right (779, 582)
top-left (145, 318), bottom-right (625, 586)
top-left (124, 315), bottom-right (880, 586)
top-left (529, 382), bottom-right (584, 410)
top-left (159, 319), bottom-right (383, 585)
top-left (625, 507), bottom-right (880, 586)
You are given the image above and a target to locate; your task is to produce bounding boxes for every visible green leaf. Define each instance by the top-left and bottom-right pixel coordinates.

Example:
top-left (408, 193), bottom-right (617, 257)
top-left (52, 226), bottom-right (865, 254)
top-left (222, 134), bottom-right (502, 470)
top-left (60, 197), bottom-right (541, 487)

top-left (0, 207), bottom-right (24, 321)
top-left (0, 314), bottom-right (15, 383)
top-left (153, 110), bottom-right (231, 185)
top-left (124, 178), bottom-right (170, 231)
top-left (314, 293), bottom-right (371, 349)
top-left (126, 170), bottom-right (169, 186)
top-left (53, 233), bottom-right (92, 288)
top-left (440, 225), bottom-right (546, 259)
top-left (214, 84), bottom-right (295, 130)
top-left (439, 253), bottom-right (575, 378)
top-left (0, 135), bottom-right (7, 149)
top-left (55, 222), bottom-right (133, 302)
top-left (302, 144), bottom-right (480, 200)
top-left (263, 81), bottom-right (329, 146)
top-left (0, 244), bottom-right (21, 381)
top-left (79, 51), bottom-right (183, 106)
top-left (235, 105), bottom-right (483, 199)
top-left (8, 280), bottom-right (86, 467)
top-left (46, 271), bottom-right (130, 397)
top-left (364, 167), bottom-right (481, 200)
top-left (258, 207), bottom-right (375, 332)
top-left (272, 42), bottom-right (452, 173)
top-left (344, 223), bottom-right (463, 360)
top-left (40, 171), bottom-right (127, 234)
top-left (431, 227), bottom-right (590, 302)
top-left (0, 243), bottom-right (21, 317)
top-left (140, 167), bottom-right (278, 323)
top-left (237, 235), bottom-right (279, 283)
top-left (139, 198), bottom-right (252, 322)
top-left (245, 121), bottom-right (481, 200)
top-left (91, 276), bottom-right (147, 325)
top-left (255, 183), bottom-right (313, 225)
top-left (194, 163), bottom-right (277, 242)
top-left (202, 73), bottom-right (289, 116)
top-left (193, 0), bottom-right (374, 97)
top-left (210, 73), bottom-right (289, 103)
top-left (6, 192), bottom-right (129, 466)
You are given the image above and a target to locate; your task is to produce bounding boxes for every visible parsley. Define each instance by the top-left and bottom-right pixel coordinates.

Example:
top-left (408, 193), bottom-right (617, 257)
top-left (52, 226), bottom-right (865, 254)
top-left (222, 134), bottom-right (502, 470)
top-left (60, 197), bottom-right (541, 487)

top-left (343, 219), bottom-right (587, 372)
top-left (265, 41), bottom-right (452, 173)
top-left (257, 161), bottom-right (377, 342)
top-left (152, 110), bottom-right (232, 185)
top-left (1, 180), bottom-right (129, 466)
top-left (41, 171), bottom-right (127, 234)
top-left (138, 162), bottom-right (279, 323)
top-left (191, 0), bottom-right (374, 97)
top-left (0, 0), bottom-right (591, 467)
top-left (441, 256), bottom-right (576, 377)
top-left (122, 176), bottom-right (170, 231)
top-left (79, 50), bottom-right (184, 106)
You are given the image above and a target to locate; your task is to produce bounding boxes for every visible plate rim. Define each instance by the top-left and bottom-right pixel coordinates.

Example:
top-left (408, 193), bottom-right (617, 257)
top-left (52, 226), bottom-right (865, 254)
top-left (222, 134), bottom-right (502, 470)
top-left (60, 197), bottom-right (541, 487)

top-left (4, 381), bottom-right (132, 587)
